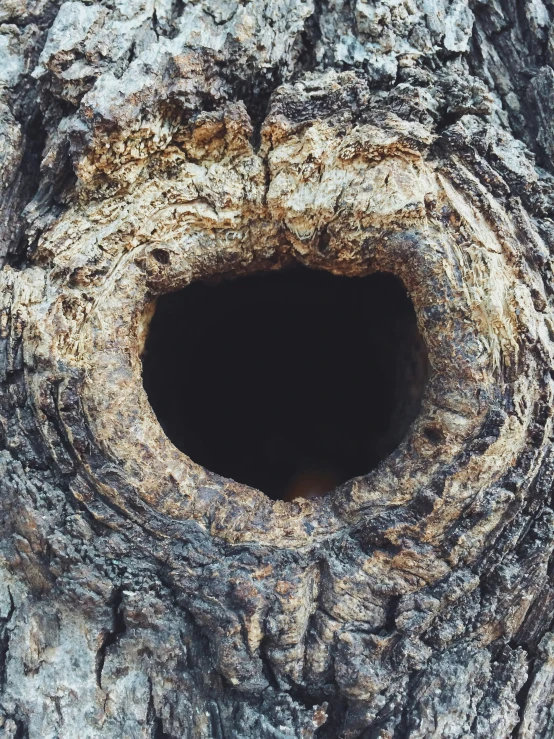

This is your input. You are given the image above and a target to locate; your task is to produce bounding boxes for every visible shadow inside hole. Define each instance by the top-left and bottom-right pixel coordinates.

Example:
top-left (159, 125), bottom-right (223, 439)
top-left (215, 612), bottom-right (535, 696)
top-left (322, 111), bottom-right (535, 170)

top-left (142, 267), bottom-right (429, 501)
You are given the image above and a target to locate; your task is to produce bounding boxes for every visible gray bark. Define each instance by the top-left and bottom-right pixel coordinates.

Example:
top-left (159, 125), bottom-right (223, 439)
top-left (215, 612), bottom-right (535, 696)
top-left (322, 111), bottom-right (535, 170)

top-left (3, 0), bottom-right (554, 737)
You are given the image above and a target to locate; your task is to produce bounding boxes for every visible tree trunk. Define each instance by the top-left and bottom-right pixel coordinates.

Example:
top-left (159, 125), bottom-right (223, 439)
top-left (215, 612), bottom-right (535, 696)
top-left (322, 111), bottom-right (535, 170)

top-left (3, 0), bottom-right (554, 737)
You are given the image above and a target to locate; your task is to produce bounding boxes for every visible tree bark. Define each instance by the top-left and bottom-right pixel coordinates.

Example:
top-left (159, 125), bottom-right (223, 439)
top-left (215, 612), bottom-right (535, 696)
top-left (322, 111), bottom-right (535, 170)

top-left (3, 0), bottom-right (554, 737)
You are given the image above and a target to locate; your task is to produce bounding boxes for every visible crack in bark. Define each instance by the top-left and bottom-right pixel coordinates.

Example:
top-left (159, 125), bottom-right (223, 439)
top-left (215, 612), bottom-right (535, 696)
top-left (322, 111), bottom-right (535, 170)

top-left (95, 590), bottom-right (126, 690)
top-left (0, 589), bottom-right (15, 694)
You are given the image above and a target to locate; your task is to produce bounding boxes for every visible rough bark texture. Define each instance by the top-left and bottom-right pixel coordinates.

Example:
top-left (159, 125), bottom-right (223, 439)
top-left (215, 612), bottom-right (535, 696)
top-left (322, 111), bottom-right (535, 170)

top-left (3, 0), bottom-right (554, 737)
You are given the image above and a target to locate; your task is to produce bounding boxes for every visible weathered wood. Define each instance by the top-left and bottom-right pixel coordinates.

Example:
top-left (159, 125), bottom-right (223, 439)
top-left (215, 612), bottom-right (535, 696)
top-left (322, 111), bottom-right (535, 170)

top-left (2, 0), bottom-right (554, 736)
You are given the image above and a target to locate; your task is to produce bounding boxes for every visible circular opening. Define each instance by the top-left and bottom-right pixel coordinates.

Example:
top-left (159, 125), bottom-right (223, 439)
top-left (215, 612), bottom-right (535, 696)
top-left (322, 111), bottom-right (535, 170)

top-left (142, 267), bottom-right (429, 501)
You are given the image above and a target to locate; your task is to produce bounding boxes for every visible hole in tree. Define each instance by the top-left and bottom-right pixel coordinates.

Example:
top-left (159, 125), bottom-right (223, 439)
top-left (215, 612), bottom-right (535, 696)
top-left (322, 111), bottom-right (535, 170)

top-left (142, 267), bottom-right (429, 501)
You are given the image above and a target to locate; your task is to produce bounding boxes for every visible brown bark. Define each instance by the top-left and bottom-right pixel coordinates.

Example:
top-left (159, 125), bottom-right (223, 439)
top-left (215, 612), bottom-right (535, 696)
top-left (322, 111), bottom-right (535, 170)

top-left (2, 0), bottom-right (554, 737)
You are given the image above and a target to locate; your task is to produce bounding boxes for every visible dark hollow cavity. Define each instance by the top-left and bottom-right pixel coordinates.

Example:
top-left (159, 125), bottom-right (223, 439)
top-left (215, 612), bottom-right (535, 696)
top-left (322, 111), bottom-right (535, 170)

top-left (142, 268), bottom-right (429, 501)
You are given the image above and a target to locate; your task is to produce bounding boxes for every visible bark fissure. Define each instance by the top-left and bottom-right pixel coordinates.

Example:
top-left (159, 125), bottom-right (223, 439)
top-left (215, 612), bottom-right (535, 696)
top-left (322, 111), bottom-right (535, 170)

top-left (0, 589), bottom-right (15, 693)
top-left (95, 589), bottom-right (127, 690)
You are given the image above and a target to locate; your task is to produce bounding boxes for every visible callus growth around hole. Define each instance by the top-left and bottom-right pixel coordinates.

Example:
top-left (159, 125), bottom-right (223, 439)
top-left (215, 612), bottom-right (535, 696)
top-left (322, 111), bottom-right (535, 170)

top-left (142, 267), bottom-right (429, 501)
